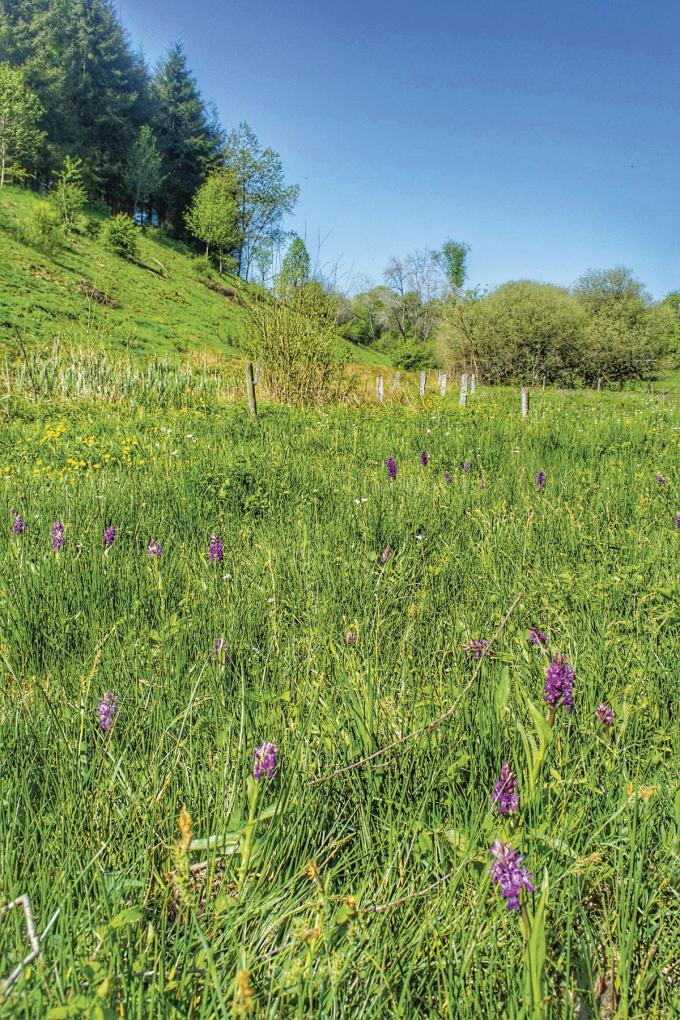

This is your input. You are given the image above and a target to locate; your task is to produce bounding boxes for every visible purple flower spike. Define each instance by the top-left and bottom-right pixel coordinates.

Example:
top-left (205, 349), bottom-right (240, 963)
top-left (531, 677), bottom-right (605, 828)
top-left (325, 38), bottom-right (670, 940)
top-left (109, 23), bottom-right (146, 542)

top-left (464, 638), bottom-right (490, 660)
top-left (656, 474), bottom-right (666, 485)
top-left (345, 628), bottom-right (357, 647)
top-left (380, 544), bottom-right (393, 565)
top-left (147, 539), bottom-right (163, 558)
top-left (420, 451), bottom-right (429, 466)
top-left (444, 470), bottom-right (452, 484)
top-left (209, 533), bottom-right (224, 562)
top-left (103, 525), bottom-right (116, 550)
top-left (544, 654), bottom-right (575, 713)
top-left (536, 471), bottom-right (546, 491)
top-left (492, 762), bottom-right (520, 814)
top-left (213, 636), bottom-right (230, 664)
top-left (386, 457), bottom-right (397, 480)
top-left (50, 520), bottom-right (65, 551)
top-left (11, 511), bottom-right (25, 535)
top-left (253, 741), bottom-right (278, 781)
top-left (596, 703), bottom-right (614, 727)
top-left (675, 512), bottom-right (680, 530)
top-left (98, 691), bottom-right (119, 733)
top-left (529, 627), bottom-right (547, 649)
top-left (489, 840), bottom-right (535, 911)
top-left (462, 460), bottom-right (471, 473)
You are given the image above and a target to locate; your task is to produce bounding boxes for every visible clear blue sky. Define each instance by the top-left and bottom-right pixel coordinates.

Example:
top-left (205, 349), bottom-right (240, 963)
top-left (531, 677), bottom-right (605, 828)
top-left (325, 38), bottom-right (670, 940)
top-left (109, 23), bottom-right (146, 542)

top-left (117, 0), bottom-right (679, 297)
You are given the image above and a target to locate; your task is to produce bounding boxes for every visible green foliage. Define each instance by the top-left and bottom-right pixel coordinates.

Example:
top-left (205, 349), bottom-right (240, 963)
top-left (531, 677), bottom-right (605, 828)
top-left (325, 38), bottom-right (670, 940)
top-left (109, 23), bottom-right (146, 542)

top-left (99, 212), bottom-right (139, 261)
top-left (246, 281), bottom-right (349, 404)
top-left (185, 171), bottom-right (237, 273)
top-left (434, 238), bottom-right (470, 290)
top-left (222, 121), bottom-right (300, 280)
top-left (0, 60), bottom-right (45, 186)
top-left (279, 234), bottom-right (311, 289)
top-left (51, 155), bottom-right (86, 231)
top-left (123, 124), bottom-right (163, 217)
top-left (441, 280), bottom-right (585, 385)
top-left (21, 198), bottom-right (64, 253)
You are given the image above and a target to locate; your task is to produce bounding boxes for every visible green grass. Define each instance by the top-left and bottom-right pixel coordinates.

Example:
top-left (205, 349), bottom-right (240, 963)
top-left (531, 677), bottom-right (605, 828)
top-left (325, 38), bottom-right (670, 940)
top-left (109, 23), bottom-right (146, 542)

top-left (0, 186), bottom-right (390, 368)
top-left (0, 376), bottom-right (677, 1017)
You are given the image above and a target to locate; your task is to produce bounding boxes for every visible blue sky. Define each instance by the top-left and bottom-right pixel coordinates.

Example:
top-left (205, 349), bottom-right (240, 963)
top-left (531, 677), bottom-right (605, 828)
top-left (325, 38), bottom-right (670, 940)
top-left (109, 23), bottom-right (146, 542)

top-left (117, 0), bottom-right (679, 297)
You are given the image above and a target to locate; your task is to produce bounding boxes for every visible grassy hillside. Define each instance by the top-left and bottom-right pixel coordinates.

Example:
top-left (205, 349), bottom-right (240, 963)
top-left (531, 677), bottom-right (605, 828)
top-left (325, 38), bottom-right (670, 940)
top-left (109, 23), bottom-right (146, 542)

top-left (0, 187), bottom-right (390, 366)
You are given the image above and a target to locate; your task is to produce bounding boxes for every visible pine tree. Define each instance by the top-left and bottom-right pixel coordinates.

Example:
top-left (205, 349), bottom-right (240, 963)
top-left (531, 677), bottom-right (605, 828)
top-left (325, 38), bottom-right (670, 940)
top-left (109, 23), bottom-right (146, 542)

top-left (0, 60), bottom-right (45, 186)
top-left (124, 124), bottom-right (163, 219)
top-left (152, 44), bottom-right (222, 232)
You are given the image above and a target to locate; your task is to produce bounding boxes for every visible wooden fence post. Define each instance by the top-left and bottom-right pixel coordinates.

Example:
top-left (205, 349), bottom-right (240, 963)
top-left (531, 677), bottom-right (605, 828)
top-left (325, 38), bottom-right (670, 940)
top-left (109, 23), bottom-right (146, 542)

top-left (459, 373), bottom-right (468, 406)
top-left (245, 362), bottom-right (257, 419)
top-left (439, 372), bottom-right (447, 397)
top-left (419, 370), bottom-right (426, 397)
top-left (521, 387), bottom-right (530, 418)
top-left (470, 373), bottom-right (476, 394)
top-left (376, 376), bottom-right (384, 403)
top-left (391, 371), bottom-right (400, 394)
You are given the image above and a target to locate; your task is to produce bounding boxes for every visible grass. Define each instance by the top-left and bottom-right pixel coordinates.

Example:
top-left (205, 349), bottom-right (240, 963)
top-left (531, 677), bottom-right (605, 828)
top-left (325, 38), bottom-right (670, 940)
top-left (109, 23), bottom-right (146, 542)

top-left (0, 369), bottom-right (677, 1018)
top-left (0, 186), bottom-right (390, 368)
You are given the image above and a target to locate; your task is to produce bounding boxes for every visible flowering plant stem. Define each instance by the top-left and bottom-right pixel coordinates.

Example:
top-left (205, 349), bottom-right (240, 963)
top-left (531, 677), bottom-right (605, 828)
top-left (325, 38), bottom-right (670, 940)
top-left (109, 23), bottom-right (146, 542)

top-left (520, 870), bottom-right (549, 1019)
top-left (237, 777), bottom-right (260, 895)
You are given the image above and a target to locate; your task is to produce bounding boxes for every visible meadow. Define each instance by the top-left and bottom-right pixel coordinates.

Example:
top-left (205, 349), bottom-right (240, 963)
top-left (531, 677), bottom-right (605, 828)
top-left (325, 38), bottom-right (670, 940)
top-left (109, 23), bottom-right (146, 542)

top-left (0, 372), bottom-right (678, 1018)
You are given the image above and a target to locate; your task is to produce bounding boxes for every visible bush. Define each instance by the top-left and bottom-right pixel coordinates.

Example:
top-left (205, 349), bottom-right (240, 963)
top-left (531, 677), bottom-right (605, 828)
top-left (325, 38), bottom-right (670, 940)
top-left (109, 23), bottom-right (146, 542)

top-left (99, 213), bottom-right (139, 261)
top-left (245, 282), bottom-right (349, 405)
top-left (22, 201), bottom-right (64, 254)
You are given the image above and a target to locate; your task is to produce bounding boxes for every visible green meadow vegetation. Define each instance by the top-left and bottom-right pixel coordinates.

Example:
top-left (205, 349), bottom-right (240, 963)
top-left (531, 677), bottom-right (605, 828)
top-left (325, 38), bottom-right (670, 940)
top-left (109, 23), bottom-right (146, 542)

top-left (0, 376), bottom-right (678, 1017)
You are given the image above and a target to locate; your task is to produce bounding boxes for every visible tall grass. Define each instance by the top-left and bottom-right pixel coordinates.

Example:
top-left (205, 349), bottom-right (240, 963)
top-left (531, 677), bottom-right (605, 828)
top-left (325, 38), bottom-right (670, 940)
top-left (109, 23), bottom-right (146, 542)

top-left (0, 383), bottom-right (677, 1017)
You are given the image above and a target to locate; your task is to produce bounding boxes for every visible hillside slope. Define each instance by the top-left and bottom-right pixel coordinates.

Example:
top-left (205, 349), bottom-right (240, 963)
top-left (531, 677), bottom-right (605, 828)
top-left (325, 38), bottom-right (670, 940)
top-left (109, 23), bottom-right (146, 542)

top-left (0, 188), bottom-right (389, 366)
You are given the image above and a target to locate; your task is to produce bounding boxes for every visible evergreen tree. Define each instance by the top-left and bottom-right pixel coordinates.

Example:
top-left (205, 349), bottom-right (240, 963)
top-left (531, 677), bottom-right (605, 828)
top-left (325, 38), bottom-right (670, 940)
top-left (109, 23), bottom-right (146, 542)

top-left (152, 44), bottom-right (222, 232)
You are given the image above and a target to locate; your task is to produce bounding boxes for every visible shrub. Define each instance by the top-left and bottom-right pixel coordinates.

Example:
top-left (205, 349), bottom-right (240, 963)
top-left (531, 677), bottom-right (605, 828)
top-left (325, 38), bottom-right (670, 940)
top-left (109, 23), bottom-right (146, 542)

top-left (22, 201), bottom-right (64, 254)
top-left (51, 156), bottom-right (87, 232)
top-left (245, 282), bottom-right (349, 405)
top-left (100, 213), bottom-right (139, 261)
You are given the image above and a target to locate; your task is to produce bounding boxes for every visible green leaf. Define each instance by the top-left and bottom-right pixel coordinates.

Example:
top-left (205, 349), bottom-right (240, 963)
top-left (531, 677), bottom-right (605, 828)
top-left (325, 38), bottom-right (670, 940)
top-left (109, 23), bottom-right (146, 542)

top-left (109, 906), bottom-right (143, 929)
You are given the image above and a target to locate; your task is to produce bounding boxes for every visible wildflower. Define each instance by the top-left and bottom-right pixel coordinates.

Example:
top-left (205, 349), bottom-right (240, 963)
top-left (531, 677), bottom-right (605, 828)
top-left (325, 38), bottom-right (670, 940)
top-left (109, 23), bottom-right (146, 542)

top-left (491, 762), bottom-right (520, 814)
top-left (529, 627), bottom-right (547, 649)
top-left (11, 511), bottom-right (25, 535)
top-left (675, 511), bottom-right (680, 530)
top-left (345, 628), bottom-right (357, 647)
top-left (656, 474), bottom-right (666, 485)
top-left (596, 703), bottom-right (614, 727)
top-left (98, 691), bottom-right (119, 733)
top-left (213, 637), bottom-right (230, 664)
top-left (478, 479), bottom-right (487, 489)
top-left (380, 544), bottom-right (393, 565)
top-left (386, 456), bottom-right (397, 479)
top-left (209, 533), bottom-right (224, 562)
top-left (147, 539), bottom-right (163, 558)
top-left (50, 520), bottom-right (65, 551)
top-left (420, 450), bottom-right (429, 466)
top-left (462, 460), bottom-right (471, 472)
top-left (535, 471), bottom-right (546, 491)
top-left (102, 524), bottom-right (116, 549)
top-left (544, 653), bottom-right (575, 714)
top-left (444, 470), bottom-right (452, 484)
top-left (489, 840), bottom-right (535, 911)
top-left (464, 638), bottom-right (489, 660)
top-left (253, 741), bottom-right (278, 781)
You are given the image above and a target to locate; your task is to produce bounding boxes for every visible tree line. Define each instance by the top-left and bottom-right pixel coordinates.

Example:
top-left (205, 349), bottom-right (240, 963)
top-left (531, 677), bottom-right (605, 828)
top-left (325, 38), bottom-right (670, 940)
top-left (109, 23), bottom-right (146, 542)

top-left (0, 0), bottom-right (298, 279)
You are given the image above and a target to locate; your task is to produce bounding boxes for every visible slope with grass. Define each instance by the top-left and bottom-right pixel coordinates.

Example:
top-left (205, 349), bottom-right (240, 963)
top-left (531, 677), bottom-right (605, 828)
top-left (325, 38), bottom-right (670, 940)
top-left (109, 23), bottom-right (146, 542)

top-left (0, 187), bottom-right (390, 366)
